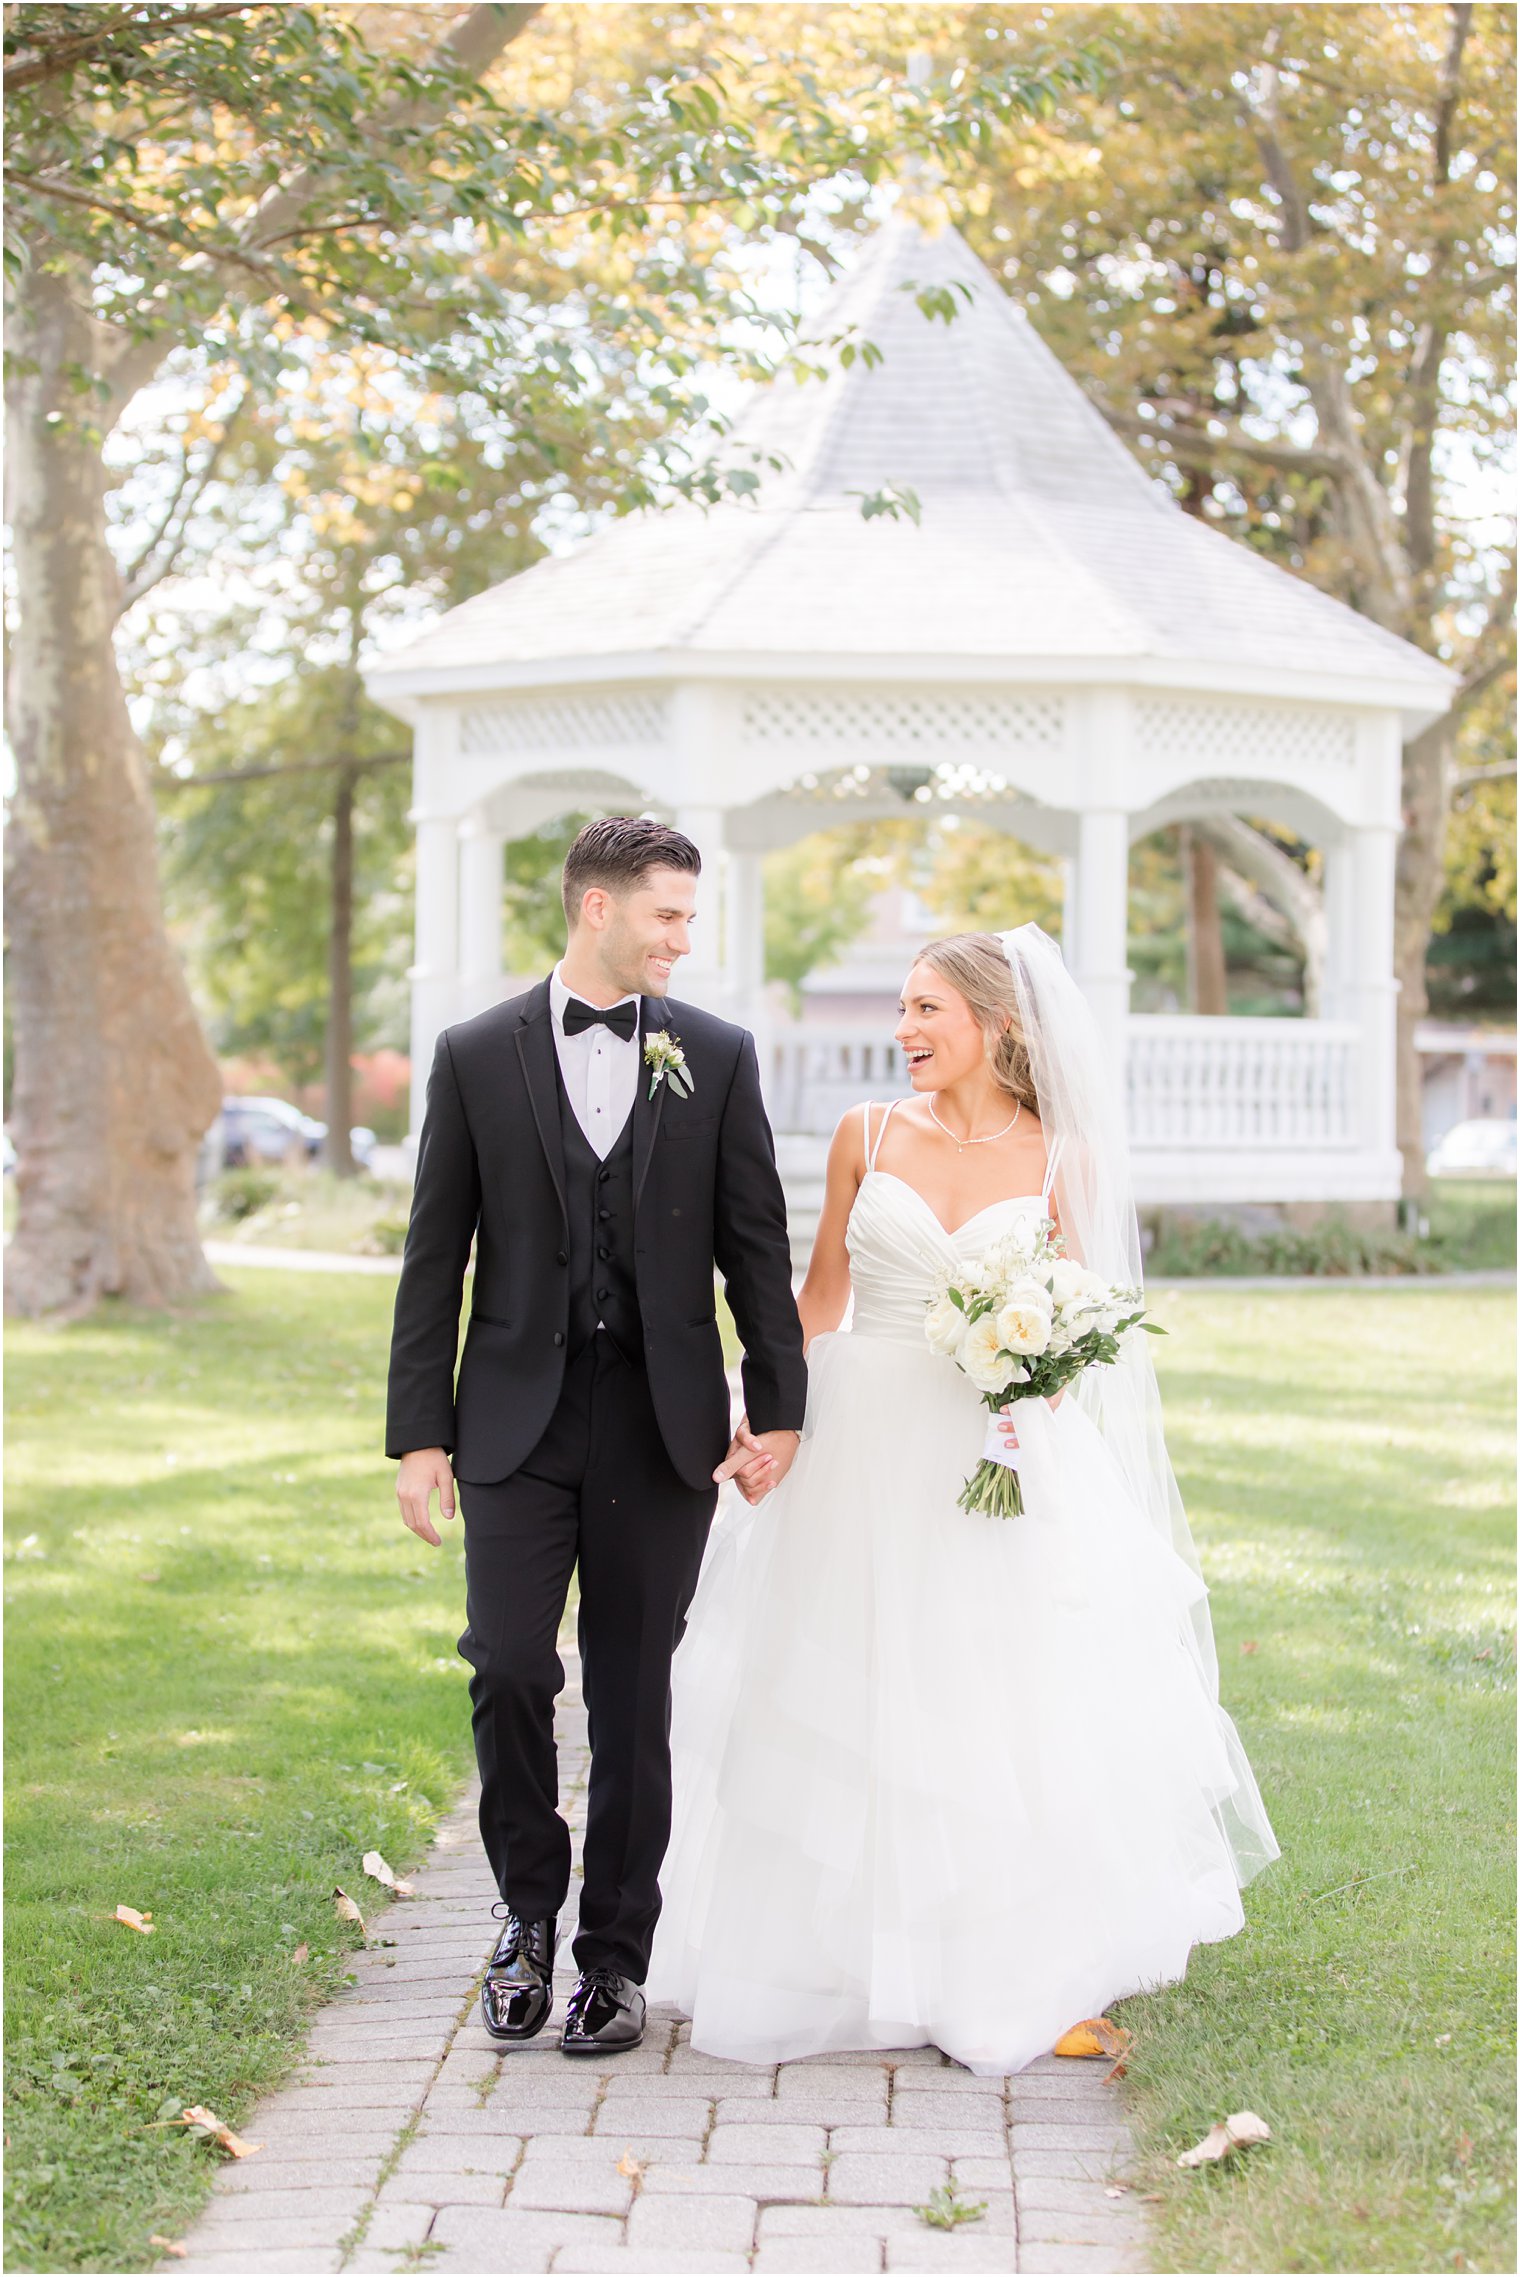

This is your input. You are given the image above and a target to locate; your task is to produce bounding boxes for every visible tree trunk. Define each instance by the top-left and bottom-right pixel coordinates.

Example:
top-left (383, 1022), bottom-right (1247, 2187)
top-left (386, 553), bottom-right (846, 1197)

top-left (323, 763), bottom-right (358, 1178)
top-left (1394, 715), bottom-right (1453, 1206)
top-left (4, 266), bottom-right (223, 1314)
top-left (1185, 828), bottom-right (1229, 1014)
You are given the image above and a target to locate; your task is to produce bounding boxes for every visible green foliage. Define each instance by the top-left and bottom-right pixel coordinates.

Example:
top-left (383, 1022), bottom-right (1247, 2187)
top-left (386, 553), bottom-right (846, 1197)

top-left (916, 820), bottom-right (1063, 937)
top-left (1146, 1181), bottom-right (1517, 1278)
top-left (156, 673), bottom-right (414, 1087)
top-left (502, 814), bottom-right (595, 975)
top-left (208, 1168), bottom-right (280, 1224)
top-left (914, 2181), bottom-right (988, 2229)
top-left (762, 829), bottom-right (885, 1010)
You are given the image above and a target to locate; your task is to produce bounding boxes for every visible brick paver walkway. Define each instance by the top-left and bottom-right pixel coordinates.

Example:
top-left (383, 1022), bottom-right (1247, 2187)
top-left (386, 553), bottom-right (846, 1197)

top-left (163, 1656), bottom-right (1150, 2277)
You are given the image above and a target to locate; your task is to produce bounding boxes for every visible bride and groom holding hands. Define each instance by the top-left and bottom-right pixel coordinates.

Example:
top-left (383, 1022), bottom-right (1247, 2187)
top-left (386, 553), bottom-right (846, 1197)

top-left (387, 815), bottom-right (1278, 2073)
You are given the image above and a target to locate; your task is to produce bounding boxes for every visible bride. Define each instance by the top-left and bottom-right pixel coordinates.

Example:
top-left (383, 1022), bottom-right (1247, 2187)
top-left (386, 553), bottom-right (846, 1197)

top-left (645, 923), bottom-right (1279, 2076)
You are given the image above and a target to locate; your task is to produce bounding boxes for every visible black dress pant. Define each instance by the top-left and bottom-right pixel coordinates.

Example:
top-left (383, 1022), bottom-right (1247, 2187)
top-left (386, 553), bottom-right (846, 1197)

top-left (456, 1331), bottom-right (718, 1980)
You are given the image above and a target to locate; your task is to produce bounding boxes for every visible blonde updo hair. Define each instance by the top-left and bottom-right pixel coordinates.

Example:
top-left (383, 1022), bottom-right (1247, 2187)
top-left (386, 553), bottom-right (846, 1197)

top-left (915, 933), bottom-right (1040, 1115)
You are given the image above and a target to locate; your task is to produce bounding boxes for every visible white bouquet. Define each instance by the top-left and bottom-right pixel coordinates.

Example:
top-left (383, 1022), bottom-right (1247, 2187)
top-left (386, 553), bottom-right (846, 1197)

top-left (925, 1213), bottom-right (1160, 1518)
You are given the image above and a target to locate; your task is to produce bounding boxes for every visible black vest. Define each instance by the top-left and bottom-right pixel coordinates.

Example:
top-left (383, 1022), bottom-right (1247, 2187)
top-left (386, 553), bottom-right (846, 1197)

top-left (555, 1059), bottom-right (643, 1364)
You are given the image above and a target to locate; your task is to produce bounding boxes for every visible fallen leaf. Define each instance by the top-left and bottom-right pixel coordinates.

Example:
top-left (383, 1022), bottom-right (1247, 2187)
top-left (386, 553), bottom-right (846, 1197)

top-left (1140, 2193), bottom-right (1164, 2204)
top-left (1104, 2184), bottom-right (1130, 2197)
top-left (332, 1887), bottom-right (366, 1936)
top-left (291, 1942), bottom-right (309, 1966)
top-left (114, 1905), bottom-right (155, 1935)
top-left (1177, 2110), bottom-right (1272, 2168)
top-left (1434, 2033), bottom-right (1452, 2047)
top-left (179, 2104), bottom-right (262, 2159)
top-left (1455, 2133), bottom-right (1473, 2165)
top-left (1053, 2017), bottom-right (1132, 2062)
top-left (1240, 1639), bottom-right (1260, 1655)
top-left (616, 2151), bottom-right (644, 2183)
top-left (149, 2238), bottom-right (186, 2257)
top-left (137, 1573), bottom-right (162, 1584)
top-left (361, 1850), bottom-right (415, 1898)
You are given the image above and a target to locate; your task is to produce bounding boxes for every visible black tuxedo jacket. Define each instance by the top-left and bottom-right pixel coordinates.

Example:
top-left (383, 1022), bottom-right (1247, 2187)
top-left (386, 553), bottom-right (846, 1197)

top-left (385, 978), bottom-right (807, 1492)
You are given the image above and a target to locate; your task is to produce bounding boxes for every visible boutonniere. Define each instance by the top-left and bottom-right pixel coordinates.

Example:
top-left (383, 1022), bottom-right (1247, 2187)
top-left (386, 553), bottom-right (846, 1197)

top-left (644, 1029), bottom-right (694, 1101)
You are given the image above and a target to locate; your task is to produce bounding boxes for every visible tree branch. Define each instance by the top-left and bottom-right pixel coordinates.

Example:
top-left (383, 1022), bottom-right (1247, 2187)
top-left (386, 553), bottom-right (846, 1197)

top-left (239, 4), bottom-right (544, 255)
top-left (117, 388), bottom-right (251, 615)
top-left (1102, 404), bottom-right (1344, 479)
top-left (1453, 762), bottom-right (1516, 792)
top-left (1193, 813), bottom-right (1327, 976)
top-left (1402, 4), bottom-right (1476, 580)
top-left (154, 749), bottom-right (411, 792)
top-left (3, 3), bottom-right (252, 95)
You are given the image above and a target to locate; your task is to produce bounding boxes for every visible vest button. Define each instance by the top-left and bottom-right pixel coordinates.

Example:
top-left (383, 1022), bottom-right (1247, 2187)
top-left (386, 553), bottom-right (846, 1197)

top-left (596, 1287), bottom-right (610, 1302)
top-left (556, 1249), bottom-right (568, 1265)
top-left (552, 1331), bottom-right (565, 1347)
top-left (597, 1168), bottom-right (611, 1185)
top-left (597, 1208), bottom-right (611, 1222)
top-left (597, 1244), bottom-right (610, 1260)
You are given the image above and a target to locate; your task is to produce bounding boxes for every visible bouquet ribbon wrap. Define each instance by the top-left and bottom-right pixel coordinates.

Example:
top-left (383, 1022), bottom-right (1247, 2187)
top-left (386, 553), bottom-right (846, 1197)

top-left (981, 1411), bottom-right (1022, 1473)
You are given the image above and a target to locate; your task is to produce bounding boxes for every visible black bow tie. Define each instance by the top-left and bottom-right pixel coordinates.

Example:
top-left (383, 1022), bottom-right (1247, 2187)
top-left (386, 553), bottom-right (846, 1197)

top-left (562, 997), bottom-right (638, 1042)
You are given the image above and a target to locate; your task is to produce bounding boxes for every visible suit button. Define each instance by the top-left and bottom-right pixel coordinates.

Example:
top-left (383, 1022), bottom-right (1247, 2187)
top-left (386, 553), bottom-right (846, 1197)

top-left (556, 1249), bottom-right (568, 1266)
top-left (552, 1331), bottom-right (564, 1347)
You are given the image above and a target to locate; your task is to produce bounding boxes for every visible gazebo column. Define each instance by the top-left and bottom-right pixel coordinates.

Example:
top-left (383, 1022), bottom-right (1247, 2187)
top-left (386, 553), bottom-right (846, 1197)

top-left (1346, 822), bottom-right (1400, 1167)
top-left (723, 844), bottom-right (769, 1048)
top-left (458, 818), bottom-right (505, 1014)
top-left (1070, 806), bottom-right (1131, 1074)
top-left (409, 810), bottom-right (462, 1135)
top-left (1320, 837), bottom-right (1357, 1020)
top-left (673, 802), bottom-right (725, 1004)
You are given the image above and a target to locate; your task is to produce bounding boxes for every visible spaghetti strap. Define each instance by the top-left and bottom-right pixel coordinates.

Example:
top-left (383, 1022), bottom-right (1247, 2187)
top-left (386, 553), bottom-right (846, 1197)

top-left (1040, 1131), bottom-right (1064, 1203)
top-left (864, 1098), bottom-right (900, 1173)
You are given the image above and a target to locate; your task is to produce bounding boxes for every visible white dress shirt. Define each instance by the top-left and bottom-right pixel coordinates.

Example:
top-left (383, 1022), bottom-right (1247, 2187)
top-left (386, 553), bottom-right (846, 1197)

top-left (549, 963), bottom-right (640, 1160)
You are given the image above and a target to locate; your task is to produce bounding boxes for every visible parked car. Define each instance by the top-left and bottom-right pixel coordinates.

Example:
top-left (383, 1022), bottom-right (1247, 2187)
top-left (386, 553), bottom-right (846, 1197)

top-left (1425, 1117), bottom-right (1518, 1179)
top-left (220, 1097), bottom-right (377, 1172)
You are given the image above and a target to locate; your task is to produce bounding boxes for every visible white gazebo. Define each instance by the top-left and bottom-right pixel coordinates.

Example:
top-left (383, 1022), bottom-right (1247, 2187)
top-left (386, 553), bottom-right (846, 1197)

top-left (364, 215), bottom-right (1455, 1207)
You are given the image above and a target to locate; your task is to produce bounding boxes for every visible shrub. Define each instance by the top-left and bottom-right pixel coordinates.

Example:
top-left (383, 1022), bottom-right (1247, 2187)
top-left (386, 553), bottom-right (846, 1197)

top-left (211, 1168), bottom-right (281, 1222)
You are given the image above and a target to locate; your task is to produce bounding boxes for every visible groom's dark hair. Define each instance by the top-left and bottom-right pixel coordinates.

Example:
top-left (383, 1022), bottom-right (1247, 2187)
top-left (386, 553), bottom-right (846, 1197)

top-left (561, 815), bottom-right (702, 926)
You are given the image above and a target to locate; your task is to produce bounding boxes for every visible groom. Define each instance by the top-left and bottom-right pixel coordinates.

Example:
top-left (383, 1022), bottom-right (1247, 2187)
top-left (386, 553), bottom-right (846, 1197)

top-left (386, 816), bottom-right (806, 2055)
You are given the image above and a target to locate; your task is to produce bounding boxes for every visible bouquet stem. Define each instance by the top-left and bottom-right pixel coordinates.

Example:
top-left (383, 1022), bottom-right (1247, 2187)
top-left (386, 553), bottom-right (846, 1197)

top-left (957, 1456), bottom-right (1025, 1520)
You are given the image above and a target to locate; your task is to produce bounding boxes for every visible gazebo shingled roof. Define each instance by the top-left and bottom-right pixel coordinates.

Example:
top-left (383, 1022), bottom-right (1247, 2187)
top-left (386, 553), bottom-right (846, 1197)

top-left (375, 216), bottom-right (1452, 715)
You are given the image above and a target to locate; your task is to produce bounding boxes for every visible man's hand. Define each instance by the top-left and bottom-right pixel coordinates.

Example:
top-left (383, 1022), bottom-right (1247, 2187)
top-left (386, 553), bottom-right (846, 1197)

top-left (714, 1422), bottom-right (800, 1507)
top-left (397, 1447), bottom-right (457, 1546)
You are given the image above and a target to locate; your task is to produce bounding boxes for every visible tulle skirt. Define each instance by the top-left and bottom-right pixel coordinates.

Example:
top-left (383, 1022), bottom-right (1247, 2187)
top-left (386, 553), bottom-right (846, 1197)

top-left (646, 1327), bottom-right (1271, 2076)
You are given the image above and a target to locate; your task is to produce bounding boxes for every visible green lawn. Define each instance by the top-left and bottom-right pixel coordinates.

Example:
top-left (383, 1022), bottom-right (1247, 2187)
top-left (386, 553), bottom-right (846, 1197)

top-left (1118, 1282), bottom-right (1515, 2275)
top-left (4, 1270), bottom-right (472, 2273)
top-left (4, 1271), bottom-right (1515, 2273)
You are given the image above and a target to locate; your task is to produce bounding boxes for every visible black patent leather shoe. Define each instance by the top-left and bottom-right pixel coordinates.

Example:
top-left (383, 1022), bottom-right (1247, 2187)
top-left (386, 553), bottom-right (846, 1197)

top-left (560, 1965), bottom-right (646, 2055)
top-left (480, 1907), bottom-right (557, 2042)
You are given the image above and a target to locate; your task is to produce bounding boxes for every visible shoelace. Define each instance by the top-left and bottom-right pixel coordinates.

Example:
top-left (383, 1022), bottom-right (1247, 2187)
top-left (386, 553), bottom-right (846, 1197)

top-left (566, 1966), bottom-right (624, 2018)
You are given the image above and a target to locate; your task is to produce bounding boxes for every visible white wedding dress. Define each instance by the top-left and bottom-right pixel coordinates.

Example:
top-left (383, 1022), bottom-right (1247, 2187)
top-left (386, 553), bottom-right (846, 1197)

top-left (646, 1103), bottom-right (1277, 2076)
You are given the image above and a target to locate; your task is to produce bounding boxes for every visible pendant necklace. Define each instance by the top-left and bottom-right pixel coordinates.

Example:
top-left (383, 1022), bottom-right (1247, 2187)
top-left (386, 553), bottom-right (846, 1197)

top-left (928, 1096), bottom-right (1022, 1154)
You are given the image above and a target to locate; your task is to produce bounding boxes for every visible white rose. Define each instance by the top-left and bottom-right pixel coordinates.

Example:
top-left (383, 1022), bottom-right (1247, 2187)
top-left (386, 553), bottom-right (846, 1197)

top-left (1047, 1258), bottom-right (1089, 1309)
top-left (925, 1292), bottom-right (969, 1358)
top-left (960, 1312), bottom-right (1018, 1393)
top-left (995, 1279), bottom-right (1054, 1357)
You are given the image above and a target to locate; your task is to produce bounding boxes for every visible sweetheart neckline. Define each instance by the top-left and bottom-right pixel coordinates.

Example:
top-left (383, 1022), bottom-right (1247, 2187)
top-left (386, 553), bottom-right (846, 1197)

top-left (861, 1169), bottom-right (1049, 1243)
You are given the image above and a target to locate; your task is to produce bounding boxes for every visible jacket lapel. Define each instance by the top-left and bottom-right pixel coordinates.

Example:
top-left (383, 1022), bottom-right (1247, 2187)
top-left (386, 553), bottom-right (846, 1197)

top-left (633, 998), bottom-right (668, 1212)
top-left (513, 978), bottom-right (568, 1225)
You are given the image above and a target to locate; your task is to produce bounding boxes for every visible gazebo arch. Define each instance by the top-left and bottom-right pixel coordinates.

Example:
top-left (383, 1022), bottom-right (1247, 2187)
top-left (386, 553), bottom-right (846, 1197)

top-left (365, 215), bottom-right (1455, 1211)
